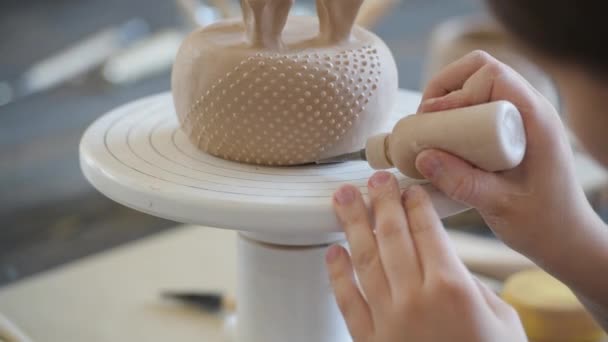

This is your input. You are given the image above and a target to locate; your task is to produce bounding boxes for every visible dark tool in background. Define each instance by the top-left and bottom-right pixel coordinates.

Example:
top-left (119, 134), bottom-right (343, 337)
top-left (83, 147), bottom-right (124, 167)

top-left (162, 291), bottom-right (236, 314)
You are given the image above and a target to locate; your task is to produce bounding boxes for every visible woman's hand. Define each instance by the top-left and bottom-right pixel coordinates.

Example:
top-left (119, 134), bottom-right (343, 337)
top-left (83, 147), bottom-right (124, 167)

top-left (326, 171), bottom-right (526, 341)
top-left (415, 50), bottom-right (600, 264)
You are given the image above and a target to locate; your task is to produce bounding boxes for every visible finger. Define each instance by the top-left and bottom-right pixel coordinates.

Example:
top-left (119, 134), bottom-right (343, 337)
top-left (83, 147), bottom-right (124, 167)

top-left (418, 89), bottom-right (470, 114)
top-left (333, 185), bottom-right (390, 308)
top-left (415, 149), bottom-right (509, 215)
top-left (326, 244), bottom-right (374, 340)
top-left (420, 58), bottom-right (548, 132)
top-left (402, 185), bottom-right (469, 278)
top-left (419, 50), bottom-right (496, 105)
top-left (368, 171), bottom-right (421, 293)
top-left (419, 63), bottom-right (497, 113)
top-left (473, 277), bottom-right (516, 318)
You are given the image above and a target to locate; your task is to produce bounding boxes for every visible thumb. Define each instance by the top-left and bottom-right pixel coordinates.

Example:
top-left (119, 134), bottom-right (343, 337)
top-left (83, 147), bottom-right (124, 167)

top-left (415, 149), bottom-right (507, 212)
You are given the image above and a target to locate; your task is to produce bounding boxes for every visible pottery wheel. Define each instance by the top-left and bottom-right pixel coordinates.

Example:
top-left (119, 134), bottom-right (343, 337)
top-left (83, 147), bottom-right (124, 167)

top-left (80, 89), bottom-right (467, 236)
top-left (79, 88), bottom-right (469, 342)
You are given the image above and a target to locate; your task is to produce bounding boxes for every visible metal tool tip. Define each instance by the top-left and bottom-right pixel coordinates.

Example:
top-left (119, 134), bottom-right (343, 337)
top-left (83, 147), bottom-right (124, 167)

top-left (315, 149), bottom-right (367, 164)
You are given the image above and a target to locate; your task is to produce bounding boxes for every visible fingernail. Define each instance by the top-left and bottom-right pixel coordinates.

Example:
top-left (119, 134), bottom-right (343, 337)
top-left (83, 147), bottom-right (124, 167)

top-left (423, 98), bottom-right (437, 106)
top-left (369, 171), bottom-right (391, 188)
top-left (326, 245), bottom-right (341, 263)
top-left (334, 186), bottom-right (355, 205)
top-left (417, 152), bottom-right (442, 179)
top-left (418, 98), bottom-right (437, 112)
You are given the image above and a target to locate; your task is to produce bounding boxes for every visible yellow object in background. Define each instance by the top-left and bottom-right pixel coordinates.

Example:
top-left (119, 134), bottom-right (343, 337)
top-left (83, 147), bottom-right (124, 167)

top-left (502, 269), bottom-right (604, 342)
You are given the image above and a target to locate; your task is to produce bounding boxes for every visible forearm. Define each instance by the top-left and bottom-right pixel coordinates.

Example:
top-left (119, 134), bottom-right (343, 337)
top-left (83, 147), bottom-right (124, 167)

top-left (538, 207), bottom-right (608, 329)
top-left (575, 214), bottom-right (608, 331)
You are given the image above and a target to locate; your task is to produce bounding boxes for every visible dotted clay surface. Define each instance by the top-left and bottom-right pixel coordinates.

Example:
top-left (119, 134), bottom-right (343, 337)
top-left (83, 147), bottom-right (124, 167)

top-left (173, 17), bottom-right (398, 166)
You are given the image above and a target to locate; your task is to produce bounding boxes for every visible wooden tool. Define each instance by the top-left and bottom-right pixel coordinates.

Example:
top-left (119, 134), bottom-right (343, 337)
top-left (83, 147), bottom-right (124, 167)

top-left (317, 101), bottom-right (527, 180)
top-left (163, 291), bottom-right (236, 313)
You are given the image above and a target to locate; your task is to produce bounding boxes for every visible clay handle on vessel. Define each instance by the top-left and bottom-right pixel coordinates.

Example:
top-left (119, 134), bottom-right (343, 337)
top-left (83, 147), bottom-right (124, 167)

top-left (241, 0), bottom-right (294, 49)
top-left (316, 0), bottom-right (365, 44)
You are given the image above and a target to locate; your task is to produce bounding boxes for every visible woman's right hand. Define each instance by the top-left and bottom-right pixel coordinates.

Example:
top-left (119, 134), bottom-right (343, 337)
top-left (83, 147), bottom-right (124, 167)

top-left (415, 50), bottom-right (599, 266)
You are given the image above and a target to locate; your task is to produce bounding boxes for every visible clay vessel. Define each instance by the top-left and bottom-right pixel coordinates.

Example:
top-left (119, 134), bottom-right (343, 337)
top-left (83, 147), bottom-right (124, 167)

top-left (172, 0), bottom-right (398, 165)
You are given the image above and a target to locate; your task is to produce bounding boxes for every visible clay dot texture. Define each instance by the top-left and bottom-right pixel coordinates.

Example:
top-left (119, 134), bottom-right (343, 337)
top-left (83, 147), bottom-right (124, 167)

top-left (182, 45), bottom-right (381, 166)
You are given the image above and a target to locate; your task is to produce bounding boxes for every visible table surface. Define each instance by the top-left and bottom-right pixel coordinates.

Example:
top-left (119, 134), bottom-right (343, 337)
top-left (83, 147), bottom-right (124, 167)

top-left (0, 226), bottom-right (237, 342)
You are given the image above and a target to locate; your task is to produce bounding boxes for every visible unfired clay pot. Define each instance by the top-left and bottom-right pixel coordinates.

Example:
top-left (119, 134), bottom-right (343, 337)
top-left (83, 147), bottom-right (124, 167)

top-left (172, 0), bottom-right (398, 165)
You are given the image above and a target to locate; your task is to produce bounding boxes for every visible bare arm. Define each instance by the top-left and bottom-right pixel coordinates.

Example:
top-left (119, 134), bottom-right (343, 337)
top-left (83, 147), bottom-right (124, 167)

top-left (416, 50), bottom-right (608, 331)
top-left (553, 214), bottom-right (608, 330)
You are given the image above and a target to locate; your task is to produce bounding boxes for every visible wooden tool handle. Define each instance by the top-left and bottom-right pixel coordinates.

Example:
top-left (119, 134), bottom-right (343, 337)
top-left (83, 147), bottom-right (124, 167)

top-left (367, 101), bottom-right (527, 179)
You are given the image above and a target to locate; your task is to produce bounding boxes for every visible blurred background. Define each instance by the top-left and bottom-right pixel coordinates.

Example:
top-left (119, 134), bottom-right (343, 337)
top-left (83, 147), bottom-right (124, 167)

top-left (0, 0), bottom-right (485, 286)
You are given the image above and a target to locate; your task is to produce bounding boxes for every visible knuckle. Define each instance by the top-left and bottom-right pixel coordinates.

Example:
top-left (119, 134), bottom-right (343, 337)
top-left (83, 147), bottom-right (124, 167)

top-left (375, 215), bottom-right (404, 239)
top-left (483, 191), bottom-right (516, 219)
top-left (466, 50), bottom-right (509, 76)
top-left (393, 292), bottom-right (415, 311)
top-left (431, 275), bottom-right (474, 303)
top-left (448, 172), bottom-right (478, 204)
top-left (409, 219), bottom-right (431, 236)
top-left (467, 49), bottom-right (493, 64)
top-left (352, 248), bottom-right (379, 271)
top-left (491, 192), bottom-right (513, 215)
top-left (340, 207), bottom-right (367, 227)
top-left (483, 60), bottom-right (506, 77)
top-left (394, 294), bottom-right (427, 320)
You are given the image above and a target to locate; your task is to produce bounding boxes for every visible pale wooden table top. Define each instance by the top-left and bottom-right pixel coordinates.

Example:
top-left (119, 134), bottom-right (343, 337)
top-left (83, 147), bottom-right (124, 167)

top-left (0, 226), bottom-right (237, 342)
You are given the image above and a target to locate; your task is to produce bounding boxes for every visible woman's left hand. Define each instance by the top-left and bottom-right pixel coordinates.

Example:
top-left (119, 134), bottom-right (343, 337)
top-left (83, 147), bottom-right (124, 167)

top-left (326, 171), bottom-right (527, 342)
